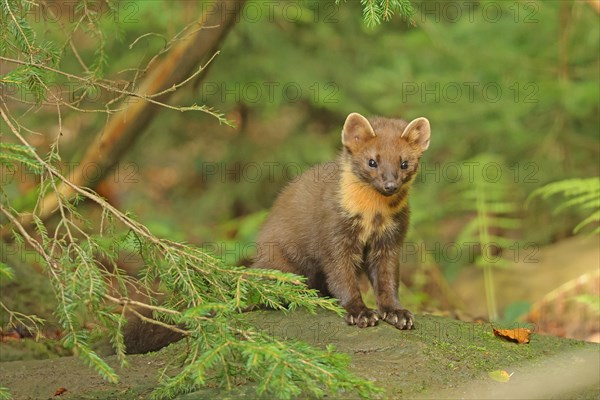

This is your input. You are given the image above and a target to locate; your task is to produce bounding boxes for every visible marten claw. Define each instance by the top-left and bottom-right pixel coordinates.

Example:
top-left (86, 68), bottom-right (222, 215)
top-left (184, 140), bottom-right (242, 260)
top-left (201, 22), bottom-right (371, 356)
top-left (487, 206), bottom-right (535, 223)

top-left (345, 309), bottom-right (379, 328)
top-left (381, 309), bottom-right (414, 330)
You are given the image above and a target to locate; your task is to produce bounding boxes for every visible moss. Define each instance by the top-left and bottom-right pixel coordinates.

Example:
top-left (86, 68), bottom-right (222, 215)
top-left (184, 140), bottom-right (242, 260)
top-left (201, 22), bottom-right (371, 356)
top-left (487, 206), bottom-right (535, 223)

top-left (0, 310), bottom-right (598, 399)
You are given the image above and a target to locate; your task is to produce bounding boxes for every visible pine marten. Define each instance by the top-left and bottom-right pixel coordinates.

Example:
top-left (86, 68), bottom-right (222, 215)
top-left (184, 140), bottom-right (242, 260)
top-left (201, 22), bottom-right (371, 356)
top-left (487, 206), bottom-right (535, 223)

top-left (252, 113), bottom-right (431, 329)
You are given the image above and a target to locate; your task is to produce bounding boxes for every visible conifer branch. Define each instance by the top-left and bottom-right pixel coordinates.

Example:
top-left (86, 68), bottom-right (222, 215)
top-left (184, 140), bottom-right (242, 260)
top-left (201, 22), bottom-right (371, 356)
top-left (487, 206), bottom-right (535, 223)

top-left (0, 1), bottom-right (388, 397)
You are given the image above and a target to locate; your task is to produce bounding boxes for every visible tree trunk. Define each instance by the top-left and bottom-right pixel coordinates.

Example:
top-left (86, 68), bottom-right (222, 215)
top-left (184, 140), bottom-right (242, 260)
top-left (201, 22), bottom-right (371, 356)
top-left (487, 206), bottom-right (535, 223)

top-left (36, 0), bottom-right (246, 220)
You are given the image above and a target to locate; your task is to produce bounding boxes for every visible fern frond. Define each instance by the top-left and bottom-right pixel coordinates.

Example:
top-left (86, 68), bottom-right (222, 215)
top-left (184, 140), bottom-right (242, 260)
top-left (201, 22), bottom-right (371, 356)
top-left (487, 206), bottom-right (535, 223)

top-left (574, 210), bottom-right (600, 234)
top-left (455, 153), bottom-right (523, 321)
top-left (530, 178), bottom-right (599, 200)
top-left (529, 177), bottom-right (600, 234)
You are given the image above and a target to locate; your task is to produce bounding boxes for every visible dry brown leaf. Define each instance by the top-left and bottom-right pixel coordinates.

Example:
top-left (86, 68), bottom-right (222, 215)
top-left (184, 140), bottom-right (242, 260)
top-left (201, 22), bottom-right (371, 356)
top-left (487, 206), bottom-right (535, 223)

top-left (493, 327), bottom-right (532, 344)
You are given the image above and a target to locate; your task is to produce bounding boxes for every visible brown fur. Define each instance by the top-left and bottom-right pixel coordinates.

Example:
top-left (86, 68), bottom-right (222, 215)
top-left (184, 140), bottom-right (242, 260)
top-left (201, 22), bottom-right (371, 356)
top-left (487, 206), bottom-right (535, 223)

top-left (251, 113), bottom-right (431, 329)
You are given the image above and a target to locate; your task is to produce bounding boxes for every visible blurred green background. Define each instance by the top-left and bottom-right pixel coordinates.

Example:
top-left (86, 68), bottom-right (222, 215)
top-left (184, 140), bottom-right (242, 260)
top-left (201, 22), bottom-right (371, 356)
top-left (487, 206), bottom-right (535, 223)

top-left (2, 0), bottom-right (599, 338)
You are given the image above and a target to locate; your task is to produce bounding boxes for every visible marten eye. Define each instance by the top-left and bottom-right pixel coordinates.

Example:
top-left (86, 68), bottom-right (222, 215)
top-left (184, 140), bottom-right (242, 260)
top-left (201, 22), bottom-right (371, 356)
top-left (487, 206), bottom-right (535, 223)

top-left (401, 160), bottom-right (409, 170)
top-left (368, 159), bottom-right (378, 168)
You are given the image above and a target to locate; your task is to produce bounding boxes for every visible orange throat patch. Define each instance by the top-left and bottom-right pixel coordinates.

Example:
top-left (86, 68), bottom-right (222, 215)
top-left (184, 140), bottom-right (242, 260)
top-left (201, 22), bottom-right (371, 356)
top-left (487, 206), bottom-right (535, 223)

top-left (338, 165), bottom-right (409, 242)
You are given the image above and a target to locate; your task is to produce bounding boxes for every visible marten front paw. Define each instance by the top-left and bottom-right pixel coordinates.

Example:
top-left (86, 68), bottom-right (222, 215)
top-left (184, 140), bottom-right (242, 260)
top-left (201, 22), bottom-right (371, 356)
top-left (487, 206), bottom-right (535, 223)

top-left (381, 309), bottom-right (414, 330)
top-left (345, 309), bottom-right (379, 328)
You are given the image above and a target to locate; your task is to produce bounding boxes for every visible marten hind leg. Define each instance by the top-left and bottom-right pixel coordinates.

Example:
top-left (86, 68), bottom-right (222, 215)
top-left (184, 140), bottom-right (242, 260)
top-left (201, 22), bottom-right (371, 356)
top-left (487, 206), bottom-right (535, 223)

top-left (251, 247), bottom-right (332, 297)
top-left (250, 242), bottom-right (303, 274)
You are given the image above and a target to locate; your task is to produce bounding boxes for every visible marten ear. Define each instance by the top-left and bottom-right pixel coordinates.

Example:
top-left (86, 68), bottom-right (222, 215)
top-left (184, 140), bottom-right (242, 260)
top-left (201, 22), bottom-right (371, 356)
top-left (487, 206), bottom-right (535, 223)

top-left (401, 117), bottom-right (431, 151)
top-left (341, 112), bottom-right (376, 151)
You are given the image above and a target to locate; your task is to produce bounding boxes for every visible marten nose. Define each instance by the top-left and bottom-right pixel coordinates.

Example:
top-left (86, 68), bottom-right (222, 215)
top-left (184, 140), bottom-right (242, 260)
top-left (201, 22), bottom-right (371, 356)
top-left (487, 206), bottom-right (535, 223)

top-left (383, 181), bottom-right (398, 193)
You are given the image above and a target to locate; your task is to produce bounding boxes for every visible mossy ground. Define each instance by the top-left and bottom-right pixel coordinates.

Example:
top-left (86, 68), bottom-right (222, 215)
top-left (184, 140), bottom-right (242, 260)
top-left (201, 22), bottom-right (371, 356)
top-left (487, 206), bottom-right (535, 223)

top-left (1, 310), bottom-right (598, 399)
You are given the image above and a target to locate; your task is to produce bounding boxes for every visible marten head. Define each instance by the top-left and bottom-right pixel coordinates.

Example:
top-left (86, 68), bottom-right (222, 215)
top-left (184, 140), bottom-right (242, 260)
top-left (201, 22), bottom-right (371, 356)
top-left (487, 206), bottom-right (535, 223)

top-left (341, 112), bottom-right (430, 197)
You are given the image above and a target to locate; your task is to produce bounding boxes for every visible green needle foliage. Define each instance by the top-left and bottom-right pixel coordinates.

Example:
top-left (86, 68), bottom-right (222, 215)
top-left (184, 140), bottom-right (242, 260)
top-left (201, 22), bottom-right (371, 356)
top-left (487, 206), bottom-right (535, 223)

top-left (337, 0), bottom-right (415, 27)
top-left (1, 113), bottom-right (381, 398)
top-left (0, 127), bottom-right (380, 397)
top-left (2, 131), bottom-right (382, 396)
top-left (0, 262), bottom-right (15, 280)
top-left (529, 177), bottom-right (600, 235)
top-left (0, 143), bottom-right (42, 174)
top-left (0, 0), bottom-right (60, 103)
